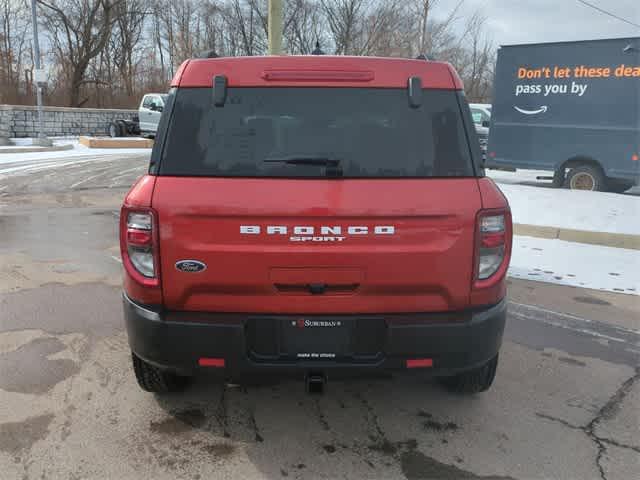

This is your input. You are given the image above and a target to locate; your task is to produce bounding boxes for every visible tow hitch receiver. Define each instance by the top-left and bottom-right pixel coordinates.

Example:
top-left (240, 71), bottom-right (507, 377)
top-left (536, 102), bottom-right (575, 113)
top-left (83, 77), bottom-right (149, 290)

top-left (305, 372), bottom-right (327, 394)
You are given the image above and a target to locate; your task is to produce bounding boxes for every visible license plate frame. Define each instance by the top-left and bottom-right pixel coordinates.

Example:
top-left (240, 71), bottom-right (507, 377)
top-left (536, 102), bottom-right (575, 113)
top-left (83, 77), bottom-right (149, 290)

top-left (279, 317), bottom-right (354, 360)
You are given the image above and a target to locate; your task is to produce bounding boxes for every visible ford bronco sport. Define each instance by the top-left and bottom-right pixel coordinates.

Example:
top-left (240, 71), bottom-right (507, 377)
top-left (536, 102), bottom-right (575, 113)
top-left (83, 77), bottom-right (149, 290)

top-left (121, 55), bottom-right (512, 394)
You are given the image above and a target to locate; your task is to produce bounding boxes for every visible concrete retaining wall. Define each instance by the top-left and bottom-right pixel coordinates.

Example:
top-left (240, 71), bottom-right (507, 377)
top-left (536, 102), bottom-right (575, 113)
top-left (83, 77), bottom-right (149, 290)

top-left (0, 105), bottom-right (137, 138)
top-left (0, 108), bottom-right (11, 144)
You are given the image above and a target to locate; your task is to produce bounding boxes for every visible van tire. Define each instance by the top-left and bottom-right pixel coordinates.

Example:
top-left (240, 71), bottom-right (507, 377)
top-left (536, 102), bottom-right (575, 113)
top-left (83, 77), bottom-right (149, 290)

top-left (565, 165), bottom-right (605, 191)
top-left (439, 354), bottom-right (498, 394)
top-left (551, 169), bottom-right (565, 188)
top-left (132, 352), bottom-right (190, 393)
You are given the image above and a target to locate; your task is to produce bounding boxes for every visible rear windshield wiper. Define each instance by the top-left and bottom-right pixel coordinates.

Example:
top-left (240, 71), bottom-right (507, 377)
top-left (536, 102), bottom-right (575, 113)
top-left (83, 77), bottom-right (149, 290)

top-left (263, 156), bottom-right (341, 167)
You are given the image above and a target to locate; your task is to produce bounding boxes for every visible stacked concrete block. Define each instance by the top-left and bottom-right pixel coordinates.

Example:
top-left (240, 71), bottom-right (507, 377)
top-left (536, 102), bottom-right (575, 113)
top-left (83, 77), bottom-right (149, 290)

top-left (0, 105), bottom-right (138, 138)
top-left (0, 107), bottom-right (12, 145)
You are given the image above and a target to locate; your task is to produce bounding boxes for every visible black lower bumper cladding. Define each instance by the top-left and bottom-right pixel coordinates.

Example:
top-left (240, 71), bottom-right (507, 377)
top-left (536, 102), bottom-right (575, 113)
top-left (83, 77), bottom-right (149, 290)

top-left (123, 294), bottom-right (506, 378)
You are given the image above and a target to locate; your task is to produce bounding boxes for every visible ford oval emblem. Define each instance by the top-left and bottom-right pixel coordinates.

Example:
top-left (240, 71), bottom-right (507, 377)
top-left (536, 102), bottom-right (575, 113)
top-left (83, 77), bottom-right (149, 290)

top-left (175, 260), bottom-right (207, 273)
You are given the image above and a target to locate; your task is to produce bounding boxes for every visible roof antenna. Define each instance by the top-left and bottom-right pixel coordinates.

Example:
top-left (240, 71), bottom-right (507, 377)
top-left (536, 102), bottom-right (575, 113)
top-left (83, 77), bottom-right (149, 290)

top-left (312, 40), bottom-right (325, 55)
top-left (194, 49), bottom-right (219, 59)
top-left (416, 53), bottom-right (434, 61)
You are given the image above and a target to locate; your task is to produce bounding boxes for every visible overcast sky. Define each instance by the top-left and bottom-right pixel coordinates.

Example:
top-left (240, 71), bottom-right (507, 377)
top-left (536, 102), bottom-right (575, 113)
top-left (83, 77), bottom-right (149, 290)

top-left (432, 0), bottom-right (640, 46)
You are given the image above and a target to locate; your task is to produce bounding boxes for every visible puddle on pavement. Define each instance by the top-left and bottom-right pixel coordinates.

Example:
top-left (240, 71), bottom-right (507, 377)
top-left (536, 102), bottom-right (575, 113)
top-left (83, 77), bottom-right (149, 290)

top-left (0, 337), bottom-right (79, 394)
top-left (400, 449), bottom-right (516, 480)
top-left (573, 296), bottom-right (611, 306)
top-left (0, 283), bottom-right (122, 337)
top-left (0, 413), bottom-right (54, 456)
top-left (558, 356), bottom-right (587, 367)
top-left (0, 208), bottom-right (116, 258)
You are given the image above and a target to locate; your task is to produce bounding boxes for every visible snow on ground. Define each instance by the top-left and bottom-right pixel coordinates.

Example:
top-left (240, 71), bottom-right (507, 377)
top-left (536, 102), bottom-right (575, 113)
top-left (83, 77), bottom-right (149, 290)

top-left (487, 170), bottom-right (640, 235)
top-left (510, 235), bottom-right (639, 295)
top-left (0, 138), bottom-right (150, 177)
top-left (0, 137), bottom-right (151, 164)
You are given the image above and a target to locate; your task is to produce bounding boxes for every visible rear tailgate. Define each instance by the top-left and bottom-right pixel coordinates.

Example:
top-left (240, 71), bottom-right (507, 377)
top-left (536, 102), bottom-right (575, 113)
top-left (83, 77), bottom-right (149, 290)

top-left (153, 177), bottom-right (481, 313)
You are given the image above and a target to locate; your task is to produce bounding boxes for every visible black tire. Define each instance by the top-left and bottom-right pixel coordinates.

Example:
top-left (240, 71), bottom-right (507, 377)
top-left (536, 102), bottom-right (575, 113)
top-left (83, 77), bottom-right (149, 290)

top-left (439, 354), bottom-right (499, 394)
top-left (607, 178), bottom-right (634, 194)
top-left (108, 121), bottom-right (122, 138)
top-left (116, 119), bottom-right (129, 136)
top-left (131, 352), bottom-right (190, 393)
top-left (565, 164), bottom-right (605, 191)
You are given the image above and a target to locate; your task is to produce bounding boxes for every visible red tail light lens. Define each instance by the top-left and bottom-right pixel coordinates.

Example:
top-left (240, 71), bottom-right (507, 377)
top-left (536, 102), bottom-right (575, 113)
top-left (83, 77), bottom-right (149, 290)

top-left (120, 208), bottom-right (159, 286)
top-left (126, 229), bottom-right (152, 246)
top-left (477, 213), bottom-right (506, 280)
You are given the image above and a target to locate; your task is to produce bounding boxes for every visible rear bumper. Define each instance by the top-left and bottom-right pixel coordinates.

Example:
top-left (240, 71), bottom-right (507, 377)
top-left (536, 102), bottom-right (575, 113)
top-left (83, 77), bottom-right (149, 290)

top-left (123, 294), bottom-right (506, 378)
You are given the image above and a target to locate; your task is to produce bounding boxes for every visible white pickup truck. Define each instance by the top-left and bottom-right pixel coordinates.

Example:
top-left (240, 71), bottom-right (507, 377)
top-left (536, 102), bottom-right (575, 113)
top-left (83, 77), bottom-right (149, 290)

top-left (108, 93), bottom-right (168, 138)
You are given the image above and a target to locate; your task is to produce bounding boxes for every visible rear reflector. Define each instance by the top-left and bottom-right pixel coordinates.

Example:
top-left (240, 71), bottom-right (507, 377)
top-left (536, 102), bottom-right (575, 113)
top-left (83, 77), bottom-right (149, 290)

top-left (406, 358), bottom-right (433, 368)
top-left (126, 229), bottom-right (152, 246)
top-left (198, 357), bottom-right (225, 368)
top-left (481, 231), bottom-right (506, 248)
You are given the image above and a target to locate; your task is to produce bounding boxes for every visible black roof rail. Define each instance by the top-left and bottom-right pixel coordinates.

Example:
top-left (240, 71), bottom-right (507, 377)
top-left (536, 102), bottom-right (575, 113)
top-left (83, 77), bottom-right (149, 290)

top-left (194, 50), bottom-right (219, 59)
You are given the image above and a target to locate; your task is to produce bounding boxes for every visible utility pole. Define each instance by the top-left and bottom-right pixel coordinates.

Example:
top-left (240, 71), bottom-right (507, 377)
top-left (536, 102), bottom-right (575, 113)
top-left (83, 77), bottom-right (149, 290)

top-left (268, 0), bottom-right (283, 55)
top-left (30, 0), bottom-right (52, 146)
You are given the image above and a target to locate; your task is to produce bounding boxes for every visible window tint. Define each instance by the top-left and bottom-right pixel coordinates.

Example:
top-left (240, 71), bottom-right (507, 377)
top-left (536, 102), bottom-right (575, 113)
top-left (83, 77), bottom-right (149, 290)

top-left (159, 87), bottom-right (475, 178)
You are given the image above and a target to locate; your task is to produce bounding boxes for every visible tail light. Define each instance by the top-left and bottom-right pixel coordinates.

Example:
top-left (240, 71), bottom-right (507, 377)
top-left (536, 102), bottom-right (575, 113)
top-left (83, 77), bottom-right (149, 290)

top-left (120, 208), bottom-right (159, 287)
top-left (474, 209), bottom-right (511, 285)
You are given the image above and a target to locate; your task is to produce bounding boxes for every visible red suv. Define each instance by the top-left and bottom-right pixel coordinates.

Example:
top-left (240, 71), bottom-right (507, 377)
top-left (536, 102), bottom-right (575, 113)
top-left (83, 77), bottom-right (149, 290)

top-left (121, 55), bottom-right (512, 395)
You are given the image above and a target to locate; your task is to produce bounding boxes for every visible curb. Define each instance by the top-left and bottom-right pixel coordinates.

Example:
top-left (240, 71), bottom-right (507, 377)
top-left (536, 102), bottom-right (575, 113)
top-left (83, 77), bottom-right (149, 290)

top-left (514, 224), bottom-right (640, 250)
top-left (79, 136), bottom-right (153, 149)
top-left (0, 144), bottom-right (74, 154)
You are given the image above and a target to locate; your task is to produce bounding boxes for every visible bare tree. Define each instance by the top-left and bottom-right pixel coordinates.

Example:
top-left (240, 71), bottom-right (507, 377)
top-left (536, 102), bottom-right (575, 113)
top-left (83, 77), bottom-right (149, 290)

top-left (356, 0), bottom-right (406, 56)
top-left (0, 0), bottom-right (498, 108)
top-left (0, 0), bottom-right (31, 103)
top-left (113, 0), bottom-right (148, 99)
top-left (321, 0), bottom-right (363, 54)
top-left (285, 0), bottom-right (326, 54)
top-left (454, 12), bottom-right (494, 101)
top-left (38, 0), bottom-right (122, 106)
top-left (413, 0), bottom-right (436, 54)
top-left (221, 0), bottom-right (266, 56)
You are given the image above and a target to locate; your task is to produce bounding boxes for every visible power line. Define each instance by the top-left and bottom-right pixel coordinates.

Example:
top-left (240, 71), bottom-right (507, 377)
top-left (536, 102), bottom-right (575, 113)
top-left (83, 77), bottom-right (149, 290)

top-left (575, 0), bottom-right (640, 29)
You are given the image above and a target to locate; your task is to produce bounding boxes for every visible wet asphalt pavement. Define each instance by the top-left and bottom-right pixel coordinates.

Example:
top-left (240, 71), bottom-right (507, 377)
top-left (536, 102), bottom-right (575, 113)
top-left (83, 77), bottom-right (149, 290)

top-left (0, 152), bottom-right (638, 480)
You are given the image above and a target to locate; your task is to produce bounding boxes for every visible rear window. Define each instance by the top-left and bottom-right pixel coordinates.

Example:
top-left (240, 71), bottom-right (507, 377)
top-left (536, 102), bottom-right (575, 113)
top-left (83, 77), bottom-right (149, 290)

top-left (158, 87), bottom-right (475, 178)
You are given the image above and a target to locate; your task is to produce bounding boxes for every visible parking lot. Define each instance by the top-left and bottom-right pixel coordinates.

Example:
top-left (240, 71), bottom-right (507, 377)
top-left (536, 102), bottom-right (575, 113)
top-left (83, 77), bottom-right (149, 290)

top-left (0, 153), bottom-right (639, 480)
